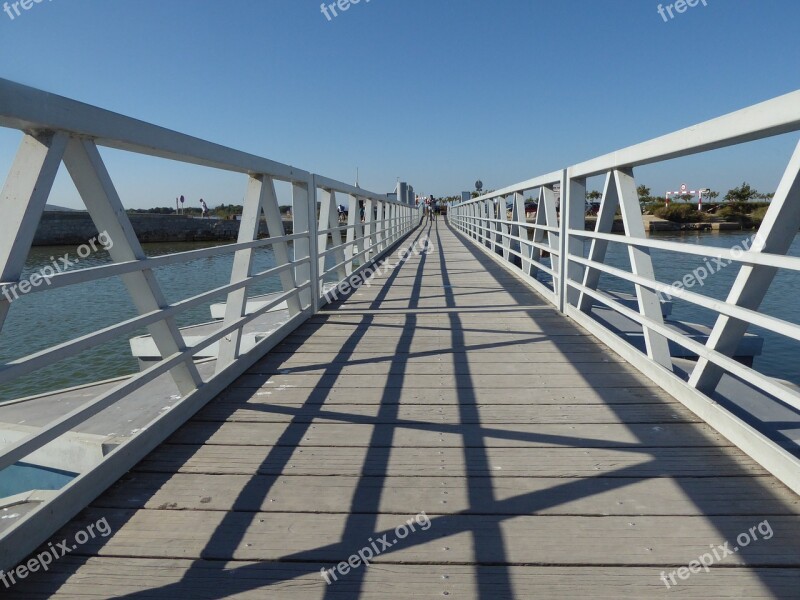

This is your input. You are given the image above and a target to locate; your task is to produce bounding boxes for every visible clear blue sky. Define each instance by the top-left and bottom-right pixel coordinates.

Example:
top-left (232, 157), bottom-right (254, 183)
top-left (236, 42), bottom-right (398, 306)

top-left (1, 0), bottom-right (799, 208)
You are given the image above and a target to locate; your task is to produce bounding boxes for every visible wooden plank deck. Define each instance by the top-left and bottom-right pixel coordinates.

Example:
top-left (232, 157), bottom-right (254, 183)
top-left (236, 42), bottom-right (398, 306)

top-left (8, 220), bottom-right (800, 598)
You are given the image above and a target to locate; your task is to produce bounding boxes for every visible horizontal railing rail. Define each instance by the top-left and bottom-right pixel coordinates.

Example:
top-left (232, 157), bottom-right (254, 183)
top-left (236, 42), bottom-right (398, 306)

top-left (450, 89), bottom-right (800, 497)
top-left (0, 79), bottom-right (421, 570)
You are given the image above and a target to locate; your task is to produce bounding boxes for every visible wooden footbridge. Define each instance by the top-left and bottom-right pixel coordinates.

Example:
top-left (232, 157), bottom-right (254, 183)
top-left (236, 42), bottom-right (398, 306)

top-left (1, 80), bottom-right (799, 598)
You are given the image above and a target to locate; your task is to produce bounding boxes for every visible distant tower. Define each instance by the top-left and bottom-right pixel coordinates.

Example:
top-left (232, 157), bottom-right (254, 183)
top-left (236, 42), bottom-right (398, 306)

top-left (355, 167), bottom-right (360, 188)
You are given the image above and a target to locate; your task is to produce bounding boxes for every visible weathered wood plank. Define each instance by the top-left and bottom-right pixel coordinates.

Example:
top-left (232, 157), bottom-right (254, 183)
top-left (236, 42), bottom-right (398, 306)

top-left (290, 320), bottom-right (585, 331)
top-left (250, 350), bottom-right (625, 367)
top-left (195, 402), bottom-right (699, 424)
top-left (232, 372), bottom-right (655, 389)
top-left (213, 385), bottom-right (677, 405)
top-left (59, 509), bottom-right (800, 566)
top-left (137, 445), bottom-right (765, 477)
top-left (271, 339), bottom-right (603, 354)
top-left (248, 352), bottom-right (634, 372)
top-left (166, 421), bottom-right (725, 448)
top-left (95, 473), bottom-right (799, 516)
top-left (8, 558), bottom-right (800, 599)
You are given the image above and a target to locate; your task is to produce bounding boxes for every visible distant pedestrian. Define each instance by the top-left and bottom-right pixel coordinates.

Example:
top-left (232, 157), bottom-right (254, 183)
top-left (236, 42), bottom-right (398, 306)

top-left (200, 198), bottom-right (209, 218)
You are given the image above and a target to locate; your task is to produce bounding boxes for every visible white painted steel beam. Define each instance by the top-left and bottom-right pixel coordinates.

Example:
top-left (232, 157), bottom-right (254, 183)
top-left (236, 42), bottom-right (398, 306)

top-left (614, 169), bottom-right (672, 370)
top-left (63, 138), bottom-right (203, 396)
top-left (510, 192), bottom-right (526, 270)
top-left (577, 172), bottom-right (616, 313)
top-left (0, 132), bottom-right (67, 332)
top-left (558, 174), bottom-right (579, 312)
top-left (571, 89), bottom-right (800, 178)
top-left (216, 176), bottom-right (268, 369)
top-left (345, 193), bottom-right (363, 276)
top-left (689, 139), bottom-right (800, 392)
top-left (293, 178), bottom-right (316, 312)
top-left (0, 78), bottom-right (308, 182)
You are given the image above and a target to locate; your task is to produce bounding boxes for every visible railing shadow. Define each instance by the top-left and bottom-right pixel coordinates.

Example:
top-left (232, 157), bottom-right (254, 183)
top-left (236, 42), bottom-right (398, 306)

top-left (7, 218), bottom-right (800, 599)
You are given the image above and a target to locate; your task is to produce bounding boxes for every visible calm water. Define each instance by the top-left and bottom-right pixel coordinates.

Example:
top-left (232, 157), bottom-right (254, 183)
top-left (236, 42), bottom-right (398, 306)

top-left (0, 242), bottom-right (286, 401)
top-left (598, 231), bottom-right (800, 385)
top-left (0, 232), bottom-right (798, 401)
top-left (0, 463), bottom-right (76, 497)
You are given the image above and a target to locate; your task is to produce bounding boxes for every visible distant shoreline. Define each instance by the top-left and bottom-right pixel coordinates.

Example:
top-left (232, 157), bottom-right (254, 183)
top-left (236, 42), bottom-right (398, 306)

top-left (32, 211), bottom-right (295, 247)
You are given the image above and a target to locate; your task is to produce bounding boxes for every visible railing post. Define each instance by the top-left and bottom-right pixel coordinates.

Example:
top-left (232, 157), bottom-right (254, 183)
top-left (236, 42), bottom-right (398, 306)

top-left (363, 197), bottom-right (375, 262)
top-left (474, 202), bottom-right (482, 241)
top-left (500, 195), bottom-right (510, 260)
top-left (345, 193), bottom-right (362, 275)
top-left (390, 202), bottom-right (398, 243)
top-left (492, 198), bottom-right (502, 252)
top-left (483, 199), bottom-right (492, 247)
top-left (511, 191), bottom-right (525, 269)
top-left (375, 201), bottom-right (385, 252)
top-left (295, 174), bottom-right (319, 313)
top-left (558, 169), bottom-right (585, 313)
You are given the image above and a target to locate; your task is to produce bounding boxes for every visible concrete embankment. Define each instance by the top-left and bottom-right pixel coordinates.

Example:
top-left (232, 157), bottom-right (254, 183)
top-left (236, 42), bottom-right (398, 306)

top-left (33, 212), bottom-right (294, 246)
top-left (582, 215), bottom-right (744, 233)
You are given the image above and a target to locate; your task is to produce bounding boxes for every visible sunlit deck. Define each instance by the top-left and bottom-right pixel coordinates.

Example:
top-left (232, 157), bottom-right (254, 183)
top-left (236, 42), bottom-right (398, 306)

top-left (7, 220), bottom-right (800, 599)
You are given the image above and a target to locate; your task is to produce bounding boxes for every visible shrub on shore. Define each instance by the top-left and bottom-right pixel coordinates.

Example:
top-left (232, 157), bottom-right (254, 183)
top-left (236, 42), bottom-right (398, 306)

top-left (715, 202), bottom-right (771, 227)
top-left (653, 203), bottom-right (707, 223)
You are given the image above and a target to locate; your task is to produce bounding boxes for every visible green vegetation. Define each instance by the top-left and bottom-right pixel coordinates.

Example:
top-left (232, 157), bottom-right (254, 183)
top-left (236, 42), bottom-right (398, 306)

top-left (750, 205), bottom-right (770, 228)
top-left (638, 182), bottom-right (773, 228)
top-left (715, 202), bottom-right (771, 227)
top-left (213, 203), bottom-right (244, 218)
top-left (643, 201), bottom-right (666, 214)
top-left (724, 182), bottom-right (758, 203)
top-left (127, 207), bottom-right (177, 215)
top-left (653, 203), bottom-right (707, 223)
top-left (128, 203), bottom-right (251, 219)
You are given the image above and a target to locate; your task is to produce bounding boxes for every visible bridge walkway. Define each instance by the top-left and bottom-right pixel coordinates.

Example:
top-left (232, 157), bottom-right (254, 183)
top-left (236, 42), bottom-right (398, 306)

top-left (8, 219), bottom-right (800, 599)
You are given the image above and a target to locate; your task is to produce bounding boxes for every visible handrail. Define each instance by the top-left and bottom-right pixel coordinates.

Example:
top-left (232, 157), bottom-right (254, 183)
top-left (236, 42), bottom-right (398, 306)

top-left (0, 79), bottom-right (422, 571)
top-left (455, 89), bottom-right (800, 207)
top-left (0, 78), bottom-right (308, 182)
top-left (449, 89), bottom-right (800, 498)
top-left (0, 232), bottom-right (309, 297)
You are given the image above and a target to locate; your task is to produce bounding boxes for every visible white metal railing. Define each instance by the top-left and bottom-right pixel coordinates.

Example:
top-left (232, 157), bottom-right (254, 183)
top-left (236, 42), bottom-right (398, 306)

top-left (0, 78), bottom-right (421, 569)
top-left (450, 89), bottom-right (800, 496)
